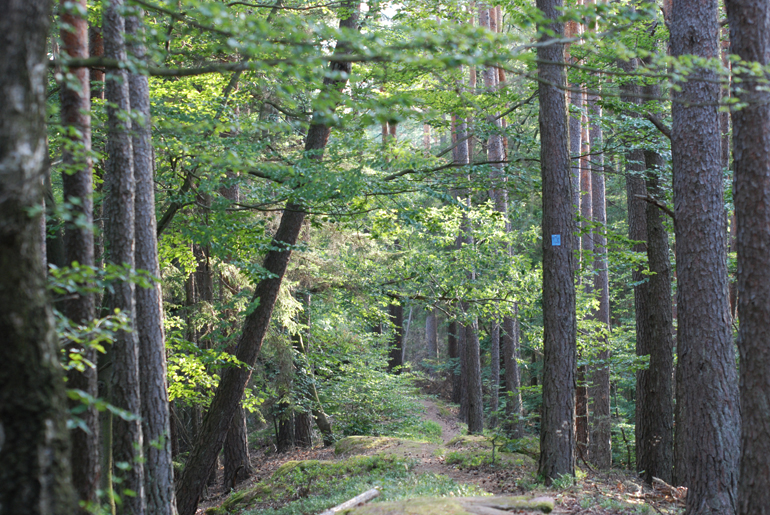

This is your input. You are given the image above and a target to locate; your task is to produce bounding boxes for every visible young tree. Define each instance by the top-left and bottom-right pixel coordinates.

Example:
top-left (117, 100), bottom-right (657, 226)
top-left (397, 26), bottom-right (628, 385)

top-left (0, 1), bottom-right (76, 513)
top-left (670, 0), bottom-right (740, 512)
top-left (175, 5), bottom-right (360, 514)
top-left (59, 0), bottom-right (100, 507)
top-left (726, 2), bottom-right (770, 513)
top-left (536, 0), bottom-right (577, 483)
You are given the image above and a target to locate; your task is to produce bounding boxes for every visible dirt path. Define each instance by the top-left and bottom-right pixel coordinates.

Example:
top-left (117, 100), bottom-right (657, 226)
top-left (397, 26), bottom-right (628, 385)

top-left (419, 397), bottom-right (462, 444)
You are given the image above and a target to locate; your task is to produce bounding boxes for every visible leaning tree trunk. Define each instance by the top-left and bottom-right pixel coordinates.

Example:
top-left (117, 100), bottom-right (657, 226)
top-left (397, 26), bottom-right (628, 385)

top-left (536, 0), bottom-right (577, 484)
top-left (104, 1), bottom-right (146, 513)
top-left (726, 2), bottom-right (770, 514)
top-left (175, 6), bottom-right (359, 514)
top-left (0, 1), bottom-right (75, 512)
top-left (671, 0), bottom-right (740, 513)
top-left (587, 92), bottom-right (611, 469)
top-left (59, 0), bottom-right (99, 508)
top-left (127, 10), bottom-right (177, 515)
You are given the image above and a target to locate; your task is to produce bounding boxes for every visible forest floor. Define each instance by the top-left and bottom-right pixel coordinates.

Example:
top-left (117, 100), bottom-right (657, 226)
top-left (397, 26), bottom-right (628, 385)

top-left (200, 393), bottom-right (686, 515)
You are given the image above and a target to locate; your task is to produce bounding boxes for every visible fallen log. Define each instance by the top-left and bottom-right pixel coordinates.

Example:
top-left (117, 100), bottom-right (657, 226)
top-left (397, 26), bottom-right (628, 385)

top-left (318, 487), bottom-right (381, 515)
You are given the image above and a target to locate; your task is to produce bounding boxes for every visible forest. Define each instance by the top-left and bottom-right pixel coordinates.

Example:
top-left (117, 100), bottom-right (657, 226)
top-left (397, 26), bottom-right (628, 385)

top-left (1, 0), bottom-right (768, 514)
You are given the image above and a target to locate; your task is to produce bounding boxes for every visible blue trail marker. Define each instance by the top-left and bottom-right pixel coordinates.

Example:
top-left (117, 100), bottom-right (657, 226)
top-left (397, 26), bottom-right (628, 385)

top-left (551, 234), bottom-right (561, 246)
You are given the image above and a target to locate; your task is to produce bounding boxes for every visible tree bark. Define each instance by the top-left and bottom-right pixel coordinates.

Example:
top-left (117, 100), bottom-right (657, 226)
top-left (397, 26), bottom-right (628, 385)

top-left (0, 1), bottom-right (76, 512)
top-left (670, 0), bottom-right (740, 512)
top-left (502, 313), bottom-right (523, 437)
top-left (636, 145), bottom-right (674, 484)
top-left (127, 10), bottom-right (177, 515)
top-left (587, 93), bottom-right (611, 469)
top-left (448, 320), bottom-right (461, 404)
top-left (464, 317), bottom-right (484, 434)
top-left (59, 0), bottom-right (100, 507)
top-left (104, 1), bottom-right (146, 513)
top-left (175, 6), bottom-right (359, 514)
top-left (488, 323), bottom-right (500, 428)
top-left (536, 0), bottom-right (577, 483)
top-left (387, 301), bottom-right (405, 373)
top-left (223, 403), bottom-right (252, 490)
top-left (725, 2), bottom-right (770, 513)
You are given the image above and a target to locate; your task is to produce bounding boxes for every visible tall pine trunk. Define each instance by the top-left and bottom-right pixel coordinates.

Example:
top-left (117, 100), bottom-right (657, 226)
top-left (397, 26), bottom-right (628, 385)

top-left (536, 0), bottom-right (577, 483)
top-left (59, 0), bottom-right (100, 507)
top-left (670, 0), bottom-right (740, 512)
top-left (104, 1), bottom-right (146, 513)
top-left (587, 93), bottom-right (611, 469)
top-left (127, 10), bottom-right (177, 515)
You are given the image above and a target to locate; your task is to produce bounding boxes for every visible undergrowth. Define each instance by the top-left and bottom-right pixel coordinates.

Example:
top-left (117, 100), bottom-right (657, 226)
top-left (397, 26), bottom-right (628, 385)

top-left (210, 454), bottom-right (488, 515)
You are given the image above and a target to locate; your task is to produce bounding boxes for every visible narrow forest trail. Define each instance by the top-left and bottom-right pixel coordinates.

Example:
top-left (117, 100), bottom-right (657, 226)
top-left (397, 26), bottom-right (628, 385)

top-left (200, 394), bottom-right (686, 515)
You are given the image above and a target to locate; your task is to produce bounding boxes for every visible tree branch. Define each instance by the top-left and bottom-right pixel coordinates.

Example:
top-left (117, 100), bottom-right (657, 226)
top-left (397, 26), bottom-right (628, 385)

top-left (645, 113), bottom-right (672, 139)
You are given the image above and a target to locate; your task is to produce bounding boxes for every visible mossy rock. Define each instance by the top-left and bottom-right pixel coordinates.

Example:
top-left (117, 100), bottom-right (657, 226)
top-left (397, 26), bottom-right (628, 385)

top-left (335, 436), bottom-right (429, 457)
top-left (207, 454), bottom-right (414, 515)
top-left (345, 495), bottom-right (554, 514)
top-left (510, 436), bottom-right (540, 460)
top-left (445, 435), bottom-right (492, 449)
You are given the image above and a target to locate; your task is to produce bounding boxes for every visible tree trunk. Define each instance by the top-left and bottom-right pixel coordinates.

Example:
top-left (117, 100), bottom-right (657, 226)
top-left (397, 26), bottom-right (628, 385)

top-left (725, 2), bottom-right (770, 513)
top-left (671, 0), bottom-right (740, 512)
top-left (0, 1), bottom-right (76, 512)
top-left (464, 317), bottom-right (484, 434)
top-left (59, 0), bottom-right (100, 507)
top-left (587, 93), bottom-right (611, 469)
top-left (565, 18), bottom-right (583, 212)
top-left (175, 6), bottom-right (359, 514)
top-left (223, 403), bottom-right (252, 490)
top-left (448, 320), bottom-right (461, 404)
top-left (127, 10), bottom-right (177, 514)
top-left (387, 301), bottom-right (405, 373)
top-left (502, 313), bottom-right (523, 437)
top-left (536, 0), bottom-right (577, 483)
top-left (488, 323), bottom-right (500, 428)
top-left (104, 1), bottom-right (146, 513)
top-left (636, 75), bottom-right (675, 484)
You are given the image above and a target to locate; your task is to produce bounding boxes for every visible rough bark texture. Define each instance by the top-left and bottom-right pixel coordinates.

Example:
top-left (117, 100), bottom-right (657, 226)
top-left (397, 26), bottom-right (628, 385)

top-left (104, 1), bottom-right (146, 513)
top-left (465, 317), bottom-right (484, 434)
top-left (127, 10), bottom-right (178, 515)
top-left (489, 323), bottom-right (501, 428)
top-left (0, 2), bottom-right (76, 512)
top-left (223, 404), bottom-right (252, 489)
top-left (387, 301), bottom-right (405, 373)
top-left (536, 0), bottom-right (577, 483)
top-left (587, 94), bottom-right (611, 469)
top-left (449, 320), bottom-right (461, 404)
top-left (726, 2), bottom-right (770, 513)
top-left (59, 0), bottom-right (100, 507)
top-left (175, 6), bottom-right (359, 514)
top-left (670, 0), bottom-right (740, 512)
top-left (637, 145), bottom-right (674, 484)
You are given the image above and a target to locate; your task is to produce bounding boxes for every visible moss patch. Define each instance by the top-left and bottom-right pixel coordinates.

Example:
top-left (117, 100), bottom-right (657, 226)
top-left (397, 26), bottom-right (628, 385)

top-left (345, 495), bottom-right (554, 514)
top-left (207, 455), bottom-right (415, 515)
top-left (435, 435), bottom-right (535, 470)
top-left (335, 436), bottom-right (430, 457)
